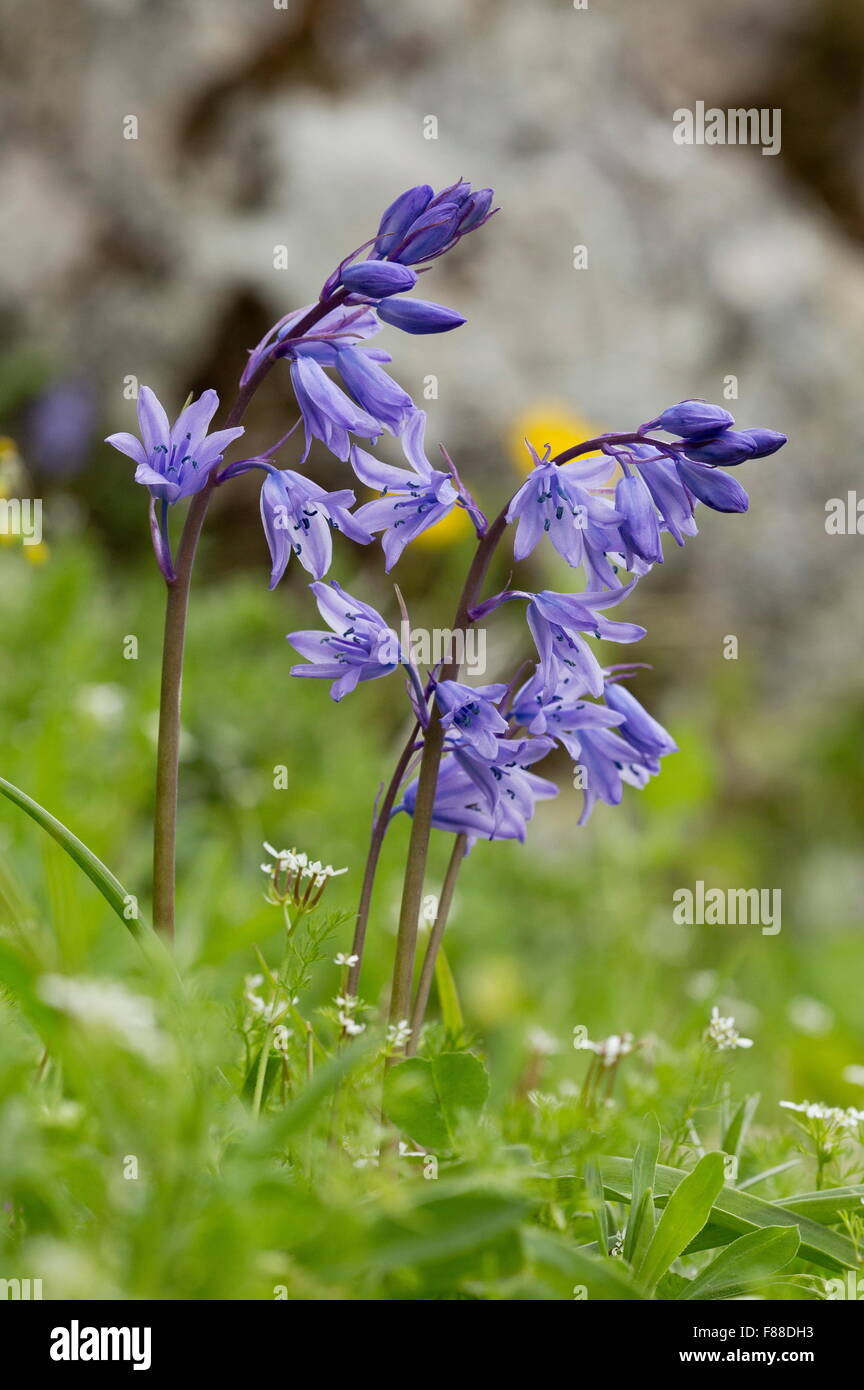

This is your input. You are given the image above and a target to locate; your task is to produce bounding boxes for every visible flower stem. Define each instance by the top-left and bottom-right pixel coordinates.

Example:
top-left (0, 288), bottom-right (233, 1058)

top-left (386, 506), bottom-right (509, 1040)
top-left (151, 293), bottom-right (346, 938)
top-left (406, 833), bottom-right (466, 1055)
top-left (345, 719), bottom-right (420, 1002)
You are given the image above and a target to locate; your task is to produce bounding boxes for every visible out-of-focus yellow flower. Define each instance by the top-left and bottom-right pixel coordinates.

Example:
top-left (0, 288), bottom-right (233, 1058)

top-left (508, 402), bottom-right (604, 475)
top-left (0, 436), bottom-right (25, 498)
top-left (24, 542), bottom-right (50, 565)
top-left (411, 504), bottom-right (474, 549)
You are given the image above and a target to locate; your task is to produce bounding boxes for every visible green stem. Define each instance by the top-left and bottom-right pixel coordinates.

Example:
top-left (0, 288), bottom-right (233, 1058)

top-left (252, 1027), bottom-right (273, 1118)
top-left (387, 507), bottom-right (509, 1040)
top-left (406, 833), bottom-right (466, 1055)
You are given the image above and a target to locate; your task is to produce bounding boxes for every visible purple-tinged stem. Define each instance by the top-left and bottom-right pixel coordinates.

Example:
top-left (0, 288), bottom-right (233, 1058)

top-left (152, 293), bottom-right (346, 939)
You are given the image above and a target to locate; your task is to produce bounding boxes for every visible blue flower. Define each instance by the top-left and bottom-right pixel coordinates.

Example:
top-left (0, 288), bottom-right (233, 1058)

top-left (106, 386), bottom-right (244, 504)
top-left (399, 737), bottom-right (557, 847)
top-left (434, 679), bottom-right (509, 759)
top-left (287, 581), bottom-right (403, 701)
top-left (472, 582), bottom-right (646, 697)
top-left (641, 400), bottom-right (735, 439)
top-left (351, 439), bottom-right (460, 570)
top-left (290, 354), bottom-right (384, 463)
top-left (506, 444), bottom-right (626, 587)
top-left (511, 665), bottom-right (626, 744)
top-left (374, 181), bottom-right (496, 265)
top-left (259, 468), bottom-right (371, 587)
top-left (375, 298), bottom-right (466, 335)
top-left (339, 261), bottom-right (418, 298)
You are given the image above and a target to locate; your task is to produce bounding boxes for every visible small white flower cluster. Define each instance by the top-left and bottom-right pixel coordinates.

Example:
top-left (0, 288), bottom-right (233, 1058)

top-left (580, 1032), bottom-right (636, 1067)
top-left (336, 993), bottom-right (365, 1036)
top-left (780, 1100), bottom-right (864, 1132)
top-left (386, 1019), bottom-right (412, 1050)
top-left (705, 1007), bottom-right (753, 1051)
top-left (38, 974), bottom-right (168, 1064)
top-left (334, 952), bottom-right (359, 967)
top-left (261, 842), bottom-right (347, 891)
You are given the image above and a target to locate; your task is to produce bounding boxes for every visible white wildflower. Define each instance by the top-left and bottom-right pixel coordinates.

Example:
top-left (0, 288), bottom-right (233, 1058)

top-left (528, 1027), bottom-right (560, 1056)
top-left (583, 1032), bottom-right (636, 1066)
top-left (386, 1019), bottom-right (412, 1049)
top-left (334, 953), bottom-right (359, 967)
top-left (705, 1007), bottom-right (753, 1051)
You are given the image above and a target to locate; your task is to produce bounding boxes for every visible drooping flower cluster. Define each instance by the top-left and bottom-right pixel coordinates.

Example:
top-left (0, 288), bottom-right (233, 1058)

top-left (108, 180), bottom-right (787, 848)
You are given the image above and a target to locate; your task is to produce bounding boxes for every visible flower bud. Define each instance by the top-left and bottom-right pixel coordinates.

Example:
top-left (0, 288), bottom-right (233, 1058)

top-left (376, 297), bottom-right (466, 335)
top-left (644, 400), bottom-right (735, 439)
top-left (739, 428), bottom-right (787, 458)
top-left (681, 431), bottom-right (757, 466)
top-left (340, 261), bottom-right (418, 298)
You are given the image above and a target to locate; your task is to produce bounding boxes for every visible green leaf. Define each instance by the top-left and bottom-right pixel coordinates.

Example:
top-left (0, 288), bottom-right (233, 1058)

top-left (680, 1225), bottom-right (800, 1300)
top-left (383, 1051), bottom-right (489, 1151)
top-left (523, 1228), bottom-right (646, 1301)
top-left (721, 1092), bottom-right (760, 1161)
top-left (623, 1113), bottom-right (660, 1263)
top-left (584, 1159), bottom-right (610, 1252)
top-left (776, 1187), bottom-right (864, 1222)
top-left (636, 1152), bottom-right (726, 1293)
top-left (0, 774), bottom-right (147, 943)
top-left (600, 1155), bottom-right (859, 1272)
top-left (434, 944), bottom-right (464, 1035)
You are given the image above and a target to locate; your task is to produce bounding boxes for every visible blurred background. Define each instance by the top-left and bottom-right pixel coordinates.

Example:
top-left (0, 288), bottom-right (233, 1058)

top-left (1, 0), bottom-right (863, 1113)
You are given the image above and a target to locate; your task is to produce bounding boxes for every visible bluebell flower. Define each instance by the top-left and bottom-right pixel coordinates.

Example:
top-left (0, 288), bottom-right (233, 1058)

top-left (335, 347), bottom-right (416, 435)
top-left (106, 386), bottom-right (244, 504)
top-left (472, 582), bottom-right (646, 697)
top-left (570, 679), bottom-right (677, 824)
top-left (290, 354), bottom-right (384, 463)
top-left (374, 181), bottom-right (496, 265)
top-left (375, 297), bottom-right (466, 335)
top-left (434, 679), bottom-right (509, 759)
top-left (351, 442), bottom-right (460, 570)
top-left (506, 443), bottom-right (625, 586)
top-left (287, 581), bottom-right (403, 701)
top-left (641, 400), bottom-right (735, 439)
top-left (603, 678), bottom-right (678, 759)
top-left (511, 665), bottom-right (627, 743)
top-left (628, 446), bottom-right (698, 546)
top-left (399, 737), bottom-right (557, 847)
top-left (339, 261), bottom-right (418, 298)
top-left (259, 468), bottom-right (371, 587)
top-left (614, 469), bottom-right (664, 568)
top-left (680, 430), bottom-right (757, 466)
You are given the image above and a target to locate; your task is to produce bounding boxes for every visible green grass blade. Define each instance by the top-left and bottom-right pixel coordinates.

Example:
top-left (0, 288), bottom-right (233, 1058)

top-left (623, 1112), bottom-right (660, 1262)
top-left (0, 773), bottom-right (146, 941)
top-left (435, 944), bottom-right (464, 1035)
top-left (680, 1225), bottom-right (800, 1300)
top-left (636, 1152), bottom-right (725, 1293)
top-left (721, 1092), bottom-right (760, 1161)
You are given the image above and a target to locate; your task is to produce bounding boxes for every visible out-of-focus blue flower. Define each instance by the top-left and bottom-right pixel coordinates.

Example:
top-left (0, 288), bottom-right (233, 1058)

top-left (376, 297), bottom-right (466, 335)
top-left (339, 262), bottom-right (418, 298)
top-left (434, 679), bottom-right (509, 759)
top-left (259, 468), bottom-right (371, 587)
top-left (399, 736), bottom-right (557, 847)
top-left (29, 378), bottom-right (96, 477)
top-left (351, 442), bottom-right (460, 570)
top-left (287, 581), bottom-right (403, 701)
top-left (106, 386), bottom-right (244, 504)
top-left (373, 181), bottom-right (496, 264)
top-left (506, 443), bottom-right (625, 586)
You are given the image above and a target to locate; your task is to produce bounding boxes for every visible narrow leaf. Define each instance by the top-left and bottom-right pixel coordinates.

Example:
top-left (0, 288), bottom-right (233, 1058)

top-left (681, 1225), bottom-right (800, 1300)
top-left (636, 1152), bottom-right (726, 1292)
